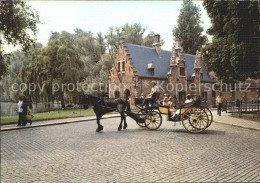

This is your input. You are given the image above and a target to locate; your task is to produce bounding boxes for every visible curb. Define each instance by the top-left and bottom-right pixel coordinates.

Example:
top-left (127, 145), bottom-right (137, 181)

top-left (0, 115), bottom-right (120, 132)
top-left (213, 121), bottom-right (260, 132)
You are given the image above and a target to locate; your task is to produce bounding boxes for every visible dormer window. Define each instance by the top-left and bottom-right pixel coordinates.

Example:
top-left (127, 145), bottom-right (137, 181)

top-left (149, 68), bottom-right (154, 75)
top-left (147, 63), bottom-right (154, 75)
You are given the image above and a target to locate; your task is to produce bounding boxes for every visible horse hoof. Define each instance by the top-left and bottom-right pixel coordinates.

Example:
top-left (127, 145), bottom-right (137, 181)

top-left (123, 125), bottom-right (128, 129)
top-left (118, 128), bottom-right (122, 131)
top-left (96, 126), bottom-right (104, 132)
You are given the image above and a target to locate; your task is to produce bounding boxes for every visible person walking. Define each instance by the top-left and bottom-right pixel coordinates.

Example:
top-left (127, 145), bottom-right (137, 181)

top-left (216, 93), bottom-right (223, 116)
top-left (16, 96), bottom-right (24, 126)
top-left (21, 96), bottom-right (32, 126)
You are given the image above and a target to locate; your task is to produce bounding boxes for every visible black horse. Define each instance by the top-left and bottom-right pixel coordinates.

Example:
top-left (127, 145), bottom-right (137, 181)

top-left (83, 95), bottom-right (131, 132)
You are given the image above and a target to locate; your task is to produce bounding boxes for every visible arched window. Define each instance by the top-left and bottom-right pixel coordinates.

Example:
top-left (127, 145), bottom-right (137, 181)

top-left (114, 91), bottom-right (120, 98)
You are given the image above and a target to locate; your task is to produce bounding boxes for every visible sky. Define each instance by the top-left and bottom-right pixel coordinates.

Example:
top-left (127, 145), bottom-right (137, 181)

top-left (5, 1), bottom-right (212, 52)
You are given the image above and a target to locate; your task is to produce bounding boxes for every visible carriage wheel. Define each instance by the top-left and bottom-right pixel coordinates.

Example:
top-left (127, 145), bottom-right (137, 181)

top-left (182, 107), bottom-right (209, 133)
top-left (136, 110), bottom-right (146, 127)
top-left (203, 107), bottom-right (213, 127)
top-left (145, 110), bottom-right (162, 130)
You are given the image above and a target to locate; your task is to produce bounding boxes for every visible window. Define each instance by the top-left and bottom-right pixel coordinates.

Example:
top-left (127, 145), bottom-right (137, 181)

top-left (122, 61), bottom-right (125, 72)
top-left (115, 91), bottom-right (120, 98)
top-left (179, 92), bottom-right (186, 103)
top-left (124, 89), bottom-right (130, 100)
top-left (180, 67), bottom-right (185, 76)
top-left (149, 68), bottom-right (154, 75)
top-left (200, 73), bottom-right (203, 79)
top-left (118, 62), bottom-right (120, 72)
top-left (212, 91), bottom-right (216, 98)
top-left (202, 92), bottom-right (207, 100)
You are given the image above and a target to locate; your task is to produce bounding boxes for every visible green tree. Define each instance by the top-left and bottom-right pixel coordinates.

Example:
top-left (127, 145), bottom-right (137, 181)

top-left (172, 0), bottom-right (208, 54)
top-left (202, 1), bottom-right (260, 82)
top-left (106, 23), bottom-right (163, 62)
top-left (19, 39), bottom-right (84, 108)
top-left (0, 51), bottom-right (31, 102)
top-left (47, 24), bottom-right (160, 96)
top-left (0, 0), bottom-right (40, 79)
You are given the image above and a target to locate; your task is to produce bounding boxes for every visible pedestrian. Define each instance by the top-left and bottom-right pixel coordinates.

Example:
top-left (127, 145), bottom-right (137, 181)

top-left (185, 94), bottom-right (193, 103)
top-left (16, 96), bottom-right (24, 126)
top-left (22, 96), bottom-right (32, 126)
top-left (216, 93), bottom-right (223, 116)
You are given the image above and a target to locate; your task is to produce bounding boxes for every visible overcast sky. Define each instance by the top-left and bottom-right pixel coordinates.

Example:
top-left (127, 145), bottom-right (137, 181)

top-left (6, 1), bottom-right (212, 52)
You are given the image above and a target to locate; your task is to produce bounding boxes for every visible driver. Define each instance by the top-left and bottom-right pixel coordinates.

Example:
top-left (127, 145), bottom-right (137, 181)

top-left (142, 81), bottom-right (159, 107)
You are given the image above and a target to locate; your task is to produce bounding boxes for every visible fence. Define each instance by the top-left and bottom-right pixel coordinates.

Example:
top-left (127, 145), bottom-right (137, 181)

top-left (224, 100), bottom-right (260, 116)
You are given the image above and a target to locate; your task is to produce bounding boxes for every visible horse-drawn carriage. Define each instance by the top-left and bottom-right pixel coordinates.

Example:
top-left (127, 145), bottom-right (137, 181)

top-left (84, 94), bottom-right (212, 133)
top-left (125, 95), bottom-right (213, 133)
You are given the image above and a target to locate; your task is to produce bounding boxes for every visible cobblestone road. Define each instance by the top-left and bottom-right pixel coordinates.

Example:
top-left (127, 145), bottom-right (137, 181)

top-left (1, 116), bottom-right (260, 182)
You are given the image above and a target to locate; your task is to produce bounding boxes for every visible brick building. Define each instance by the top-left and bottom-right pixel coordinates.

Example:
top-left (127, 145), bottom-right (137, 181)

top-left (109, 35), bottom-right (259, 107)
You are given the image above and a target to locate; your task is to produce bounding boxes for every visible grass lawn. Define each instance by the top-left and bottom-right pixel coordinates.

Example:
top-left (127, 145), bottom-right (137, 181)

top-left (230, 113), bottom-right (260, 122)
top-left (1, 108), bottom-right (96, 125)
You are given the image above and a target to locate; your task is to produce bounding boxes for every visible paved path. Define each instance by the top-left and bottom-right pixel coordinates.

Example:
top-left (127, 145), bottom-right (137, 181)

top-left (0, 114), bottom-right (120, 131)
top-left (212, 109), bottom-right (260, 131)
top-left (1, 109), bottom-right (259, 132)
top-left (1, 116), bottom-right (260, 182)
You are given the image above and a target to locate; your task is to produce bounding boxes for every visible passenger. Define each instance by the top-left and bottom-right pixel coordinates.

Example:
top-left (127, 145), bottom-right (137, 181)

top-left (175, 95), bottom-right (193, 116)
top-left (163, 93), bottom-right (169, 98)
top-left (169, 97), bottom-right (177, 118)
top-left (185, 94), bottom-right (193, 103)
top-left (162, 97), bottom-right (169, 106)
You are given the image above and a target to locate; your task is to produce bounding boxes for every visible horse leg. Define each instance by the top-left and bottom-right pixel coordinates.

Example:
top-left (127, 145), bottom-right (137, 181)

top-left (118, 112), bottom-right (123, 131)
top-left (96, 115), bottom-right (103, 132)
top-left (123, 113), bottom-right (127, 129)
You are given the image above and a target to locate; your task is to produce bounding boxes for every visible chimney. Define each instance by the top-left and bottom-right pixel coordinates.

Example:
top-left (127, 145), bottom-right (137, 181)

top-left (153, 34), bottom-right (162, 57)
top-left (194, 50), bottom-right (202, 69)
top-left (194, 50), bottom-right (202, 96)
top-left (174, 35), bottom-right (183, 53)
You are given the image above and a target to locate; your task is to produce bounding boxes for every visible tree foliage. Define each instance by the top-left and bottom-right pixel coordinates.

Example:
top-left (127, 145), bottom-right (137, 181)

top-left (48, 29), bottom-right (111, 97)
top-left (0, 51), bottom-right (31, 101)
top-left (202, 1), bottom-right (260, 82)
top-left (0, 0), bottom-right (40, 79)
top-left (172, 0), bottom-right (208, 54)
top-left (106, 23), bottom-right (164, 61)
top-left (1, 23), bottom-right (161, 103)
top-left (19, 39), bottom-right (84, 108)
top-left (47, 23), bottom-right (157, 97)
